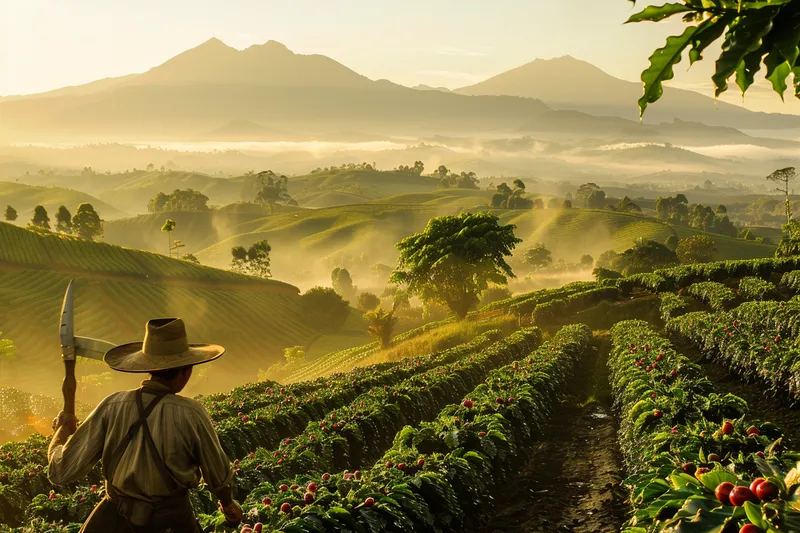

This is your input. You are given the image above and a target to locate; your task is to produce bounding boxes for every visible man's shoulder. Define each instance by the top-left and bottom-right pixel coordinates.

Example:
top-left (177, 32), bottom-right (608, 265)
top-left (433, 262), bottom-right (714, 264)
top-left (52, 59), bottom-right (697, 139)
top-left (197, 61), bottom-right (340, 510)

top-left (163, 394), bottom-right (209, 416)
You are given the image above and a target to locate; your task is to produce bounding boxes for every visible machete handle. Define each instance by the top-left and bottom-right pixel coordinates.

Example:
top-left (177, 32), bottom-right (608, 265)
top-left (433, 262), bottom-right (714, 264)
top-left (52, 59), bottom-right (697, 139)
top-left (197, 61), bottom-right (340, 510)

top-left (62, 357), bottom-right (76, 417)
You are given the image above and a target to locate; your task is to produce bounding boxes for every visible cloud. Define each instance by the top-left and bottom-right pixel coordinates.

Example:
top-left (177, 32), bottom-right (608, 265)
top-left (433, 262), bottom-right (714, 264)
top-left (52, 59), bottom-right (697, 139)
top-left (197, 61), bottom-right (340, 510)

top-left (435, 46), bottom-right (490, 57)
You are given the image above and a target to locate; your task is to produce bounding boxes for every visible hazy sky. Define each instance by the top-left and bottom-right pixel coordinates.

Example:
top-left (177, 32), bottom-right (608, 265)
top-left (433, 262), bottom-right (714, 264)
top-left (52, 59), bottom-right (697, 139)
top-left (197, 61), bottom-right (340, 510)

top-left (2, 0), bottom-right (798, 114)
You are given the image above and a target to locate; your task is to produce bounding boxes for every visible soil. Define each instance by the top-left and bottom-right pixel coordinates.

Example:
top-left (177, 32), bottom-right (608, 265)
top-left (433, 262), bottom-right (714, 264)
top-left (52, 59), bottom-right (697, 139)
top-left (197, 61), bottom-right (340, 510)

top-left (674, 337), bottom-right (800, 447)
top-left (474, 333), bottom-right (627, 533)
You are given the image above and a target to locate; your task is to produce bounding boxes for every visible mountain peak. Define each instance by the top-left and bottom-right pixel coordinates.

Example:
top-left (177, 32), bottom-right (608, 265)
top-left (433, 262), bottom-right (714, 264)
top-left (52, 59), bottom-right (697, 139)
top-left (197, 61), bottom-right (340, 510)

top-left (195, 37), bottom-right (236, 52)
top-left (243, 40), bottom-right (293, 56)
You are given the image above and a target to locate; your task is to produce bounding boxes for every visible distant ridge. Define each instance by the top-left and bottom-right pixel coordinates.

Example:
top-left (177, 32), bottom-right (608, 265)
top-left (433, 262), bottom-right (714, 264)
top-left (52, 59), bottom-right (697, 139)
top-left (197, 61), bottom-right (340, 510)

top-left (0, 39), bottom-right (552, 139)
top-left (456, 56), bottom-right (800, 129)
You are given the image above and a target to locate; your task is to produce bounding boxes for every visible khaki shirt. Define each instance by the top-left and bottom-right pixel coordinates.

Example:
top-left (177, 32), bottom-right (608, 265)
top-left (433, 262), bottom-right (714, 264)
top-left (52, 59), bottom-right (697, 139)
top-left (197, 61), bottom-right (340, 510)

top-left (48, 380), bottom-right (234, 502)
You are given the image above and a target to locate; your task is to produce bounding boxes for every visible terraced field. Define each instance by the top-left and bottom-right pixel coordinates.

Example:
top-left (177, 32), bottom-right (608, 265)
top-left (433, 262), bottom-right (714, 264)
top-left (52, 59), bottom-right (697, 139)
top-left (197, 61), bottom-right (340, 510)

top-left (8, 253), bottom-right (800, 532)
top-left (0, 222), bottom-right (369, 397)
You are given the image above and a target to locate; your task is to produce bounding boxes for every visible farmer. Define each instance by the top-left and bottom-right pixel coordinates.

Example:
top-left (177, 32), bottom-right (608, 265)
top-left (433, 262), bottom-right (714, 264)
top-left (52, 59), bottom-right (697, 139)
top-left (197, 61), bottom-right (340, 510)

top-left (48, 318), bottom-right (243, 532)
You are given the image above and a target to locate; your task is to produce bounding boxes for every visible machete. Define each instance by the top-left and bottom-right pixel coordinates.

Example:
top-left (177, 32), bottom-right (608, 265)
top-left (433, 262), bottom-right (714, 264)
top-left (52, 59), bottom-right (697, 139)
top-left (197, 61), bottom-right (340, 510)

top-left (58, 280), bottom-right (116, 419)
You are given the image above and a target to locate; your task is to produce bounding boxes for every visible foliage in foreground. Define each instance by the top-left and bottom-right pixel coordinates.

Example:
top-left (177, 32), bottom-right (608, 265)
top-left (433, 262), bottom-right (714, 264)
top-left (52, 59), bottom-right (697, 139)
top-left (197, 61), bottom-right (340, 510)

top-left (610, 320), bottom-right (800, 532)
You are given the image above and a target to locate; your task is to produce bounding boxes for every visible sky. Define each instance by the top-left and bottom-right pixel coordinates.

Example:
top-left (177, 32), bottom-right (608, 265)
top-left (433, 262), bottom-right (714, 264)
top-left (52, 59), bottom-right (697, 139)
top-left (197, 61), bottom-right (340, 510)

top-left (1, 0), bottom-right (797, 114)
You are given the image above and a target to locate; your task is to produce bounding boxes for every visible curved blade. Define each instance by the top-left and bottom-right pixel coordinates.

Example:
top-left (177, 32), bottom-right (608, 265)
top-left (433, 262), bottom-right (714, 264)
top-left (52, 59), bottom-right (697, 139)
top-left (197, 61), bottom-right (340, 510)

top-left (59, 280), bottom-right (75, 360)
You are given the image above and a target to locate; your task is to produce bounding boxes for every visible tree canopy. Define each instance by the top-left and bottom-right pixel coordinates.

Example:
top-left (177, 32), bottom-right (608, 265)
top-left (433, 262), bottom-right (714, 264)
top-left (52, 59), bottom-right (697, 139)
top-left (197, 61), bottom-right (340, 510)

top-left (628, 0), bottom-right (800, 116)
top-left (147, 189), bottom-right (210, 213)
top-left (300, 287), bottom-right (350, 333)
top-left (252, 170), bottom-right (297, 213)
top-left (391, 212), bottom-right (521, 319)
top-left (29, 205), bottom-right (50, 231)
top-left (676, 234), bottom-right (717, 264)
top-left (4, 205), bottom-right (17, 222)
top-left (72, 203), bottom-right (103, 240)
top-left (231, 240), bottom-right (272, 279)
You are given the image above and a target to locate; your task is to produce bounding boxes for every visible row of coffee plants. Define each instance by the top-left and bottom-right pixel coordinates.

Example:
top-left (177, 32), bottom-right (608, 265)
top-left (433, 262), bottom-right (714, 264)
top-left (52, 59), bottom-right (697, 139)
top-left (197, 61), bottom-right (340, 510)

top-left (529, 286), bottom-right (619, 325)
top-left (194, 324), bottom-right (591, 533)
top-left (778, 270), bottom-right (800, 295)
top-left (212, 328), bottom-right (544, 505)
top-left (210, 331), bottom-right (506, 459)
top-left (624, 257), bottom-right (800, 294)
top-left (609, 320), bottom-right (800, 532)
top-left (667, 302), bottom-right (800, 402)
top-left (738, 277), bottom-right (778, 301)
top-left (481, 281), bottom-right (597, 314)
top-left (658, 292), bottom-right (690, 322)
top-left (17, 330), bottom-right (523, 527)
top-left (687, 281), bottom-right (738, 311)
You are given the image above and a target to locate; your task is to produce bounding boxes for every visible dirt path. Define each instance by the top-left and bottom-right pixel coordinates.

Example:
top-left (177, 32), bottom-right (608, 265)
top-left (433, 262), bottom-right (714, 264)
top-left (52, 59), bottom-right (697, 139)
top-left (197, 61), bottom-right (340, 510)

top-left (673, 337), bottom-right (800, 447)
top-left (474, 333), bottom-right (626, 533)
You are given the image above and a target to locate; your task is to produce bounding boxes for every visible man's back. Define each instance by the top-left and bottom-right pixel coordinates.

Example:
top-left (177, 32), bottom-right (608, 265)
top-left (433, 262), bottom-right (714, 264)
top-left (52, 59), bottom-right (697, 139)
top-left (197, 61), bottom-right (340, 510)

top-left (48, 380), bottom-right (233, 502)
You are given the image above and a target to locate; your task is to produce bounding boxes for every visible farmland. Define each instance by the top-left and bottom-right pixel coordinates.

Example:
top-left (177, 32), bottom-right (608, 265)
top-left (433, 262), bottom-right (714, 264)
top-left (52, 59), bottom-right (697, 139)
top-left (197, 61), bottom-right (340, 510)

top-left (6, 248), bottom-right (800, 532)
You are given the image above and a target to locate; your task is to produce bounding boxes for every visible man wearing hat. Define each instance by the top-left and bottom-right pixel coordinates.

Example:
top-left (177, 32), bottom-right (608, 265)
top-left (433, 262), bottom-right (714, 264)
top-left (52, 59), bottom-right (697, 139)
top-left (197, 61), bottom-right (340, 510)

top-left (47, 318), bottom-right (243, 532)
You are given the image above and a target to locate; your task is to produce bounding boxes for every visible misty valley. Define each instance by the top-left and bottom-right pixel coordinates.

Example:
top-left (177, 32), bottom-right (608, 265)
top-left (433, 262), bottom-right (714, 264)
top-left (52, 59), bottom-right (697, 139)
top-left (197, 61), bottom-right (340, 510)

top-left (3, 3), bottom-right (800, 532)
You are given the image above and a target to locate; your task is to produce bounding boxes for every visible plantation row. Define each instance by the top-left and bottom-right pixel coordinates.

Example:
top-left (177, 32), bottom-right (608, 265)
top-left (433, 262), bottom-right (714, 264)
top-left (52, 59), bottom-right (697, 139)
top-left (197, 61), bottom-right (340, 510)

top-left (0, 331), bottom-right (512, 526)
top-left (610, 320), bottom-right (800, 532)
top-left (668, 299), bottom-right (800, 402)
top-left (197, 324), bottom-right (591, 532)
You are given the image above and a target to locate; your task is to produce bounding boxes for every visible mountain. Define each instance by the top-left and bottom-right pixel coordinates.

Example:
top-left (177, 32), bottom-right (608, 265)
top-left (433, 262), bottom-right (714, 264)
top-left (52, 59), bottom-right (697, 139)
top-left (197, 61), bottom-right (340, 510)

top-left (0, 39), bottom-right (552, 140)
top-left (456, 56), bottom-right (800, 129)
top-left (412, 85), bottom-right (452, 92)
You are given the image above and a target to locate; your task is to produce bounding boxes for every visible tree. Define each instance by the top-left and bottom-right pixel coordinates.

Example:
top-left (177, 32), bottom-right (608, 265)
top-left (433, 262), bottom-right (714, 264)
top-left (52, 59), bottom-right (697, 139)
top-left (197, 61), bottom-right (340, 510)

top-left (181, 253), bottom-right (200, 264)
top-left (628, 1), bottom-right (800, 117)
top-left (715, 204), bottom-right (728, 215)
top-left (231, 240), bottom-right (272, 278)
top-left (161, 219), bottom-right (177, 256)
top-left (512, 179), bottom-right (526, 191)
top-left (579, 254), bottom-right (594, 268)
top-left (55, 205), bottom-right (72, 233)
top-left (30, 205), bottom-right (50, 230)
top-left (413, 161), bottom-right (425, 175)
top-left (435, 165), bottom-right (449, 179)
top-left (532, 198), bottom-right (545, 209)
top-left (766, 167), bottom-right (797, 225)
top-left (676, 235), bottom-right (716, 264)
top-left (364, 308), bottom-right (398, 349)
top-left (576, 183), bottom-right (603, 208)
top-left (615, 239), bottom-right (679, 275)
top-left (147, 189), bottom-right (210, 213)
top-left (547, 198), bottom-right (562, 209)
top-left (4, 205), bottom-right (17, 222)
top-left (300, 287), bottom-right (350, 333)
top-left (522, 243), bottom-right (553, 269)
top-left (587, 189), bottom-right (607, 209)
top-left (391, 212), bottom-right (521, 319)
top-left (72, 203), bottom-right (103, 240)
top-left (616, 196), bottom-right (642, 213)
top-left (596, 250), bottom-right (620, 269)
top-left (253, 170), bottom-right (296, 213)
top-left (331, 268), bottom-right (356, 300)
top-left (357, 292), bottom-right (381, 311)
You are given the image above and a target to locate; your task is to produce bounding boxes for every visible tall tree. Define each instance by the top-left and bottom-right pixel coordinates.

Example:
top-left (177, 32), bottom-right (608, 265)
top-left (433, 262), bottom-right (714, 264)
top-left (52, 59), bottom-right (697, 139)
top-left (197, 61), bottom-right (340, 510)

top-left (4, 205), bottom-right (17, 222)
top-left (55, 205), bottom-right (72, 233)
top-left (161, 219), bottom-right (176, 256)
top-left (231, 240), bottom-right (272, 278)
top-left (616, 196), bottom-right (642, 213)
top-left (253, 170), bottom-right (296, 213)
top-left (391, 212), bottom-right (521, 319)
top-left (72, 203), bottom-right (103, 240)
top-left (522, 243), bottom-right (553, 269)
top-left (766, 167), bottom-right (797, 225)
top-left (364, 308), bottom-right (398, 349)
top-left (628, 1), bottom-right (800, 116)
top-left (30, 205), bottom-right (50, 230)
top-left (331, 268), bottom-right (356, 301)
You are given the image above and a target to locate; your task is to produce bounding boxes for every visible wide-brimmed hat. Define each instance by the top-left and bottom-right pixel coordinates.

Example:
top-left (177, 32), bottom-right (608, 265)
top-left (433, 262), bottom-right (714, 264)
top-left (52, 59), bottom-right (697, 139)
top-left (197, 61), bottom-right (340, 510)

top-left (104, 318), bottom-right (225, 373)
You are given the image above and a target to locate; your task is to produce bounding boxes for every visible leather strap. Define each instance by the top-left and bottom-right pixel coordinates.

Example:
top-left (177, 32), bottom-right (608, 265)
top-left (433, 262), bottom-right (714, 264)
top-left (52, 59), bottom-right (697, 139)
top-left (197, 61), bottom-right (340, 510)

top-left (135, 389), bottom-right (184, 497)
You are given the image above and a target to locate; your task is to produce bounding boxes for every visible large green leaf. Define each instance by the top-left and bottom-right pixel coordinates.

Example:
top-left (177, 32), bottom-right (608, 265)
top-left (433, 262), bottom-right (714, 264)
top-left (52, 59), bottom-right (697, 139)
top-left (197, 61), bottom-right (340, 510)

top-left (712, 7), bottom-right (780, 95)
top-left (639, 26), bottom-right (699, 117)
top-left (627, 2), bottom-right (694, 23)
top-left (765, 49), bottom-right (792, 98)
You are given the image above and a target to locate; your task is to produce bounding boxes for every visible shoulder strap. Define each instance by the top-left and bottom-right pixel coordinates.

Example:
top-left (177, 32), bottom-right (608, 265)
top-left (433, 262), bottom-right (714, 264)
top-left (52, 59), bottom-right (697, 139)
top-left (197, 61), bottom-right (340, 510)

top-left (104, 388), bottom-right (170, 489)
top-left (135, 388), bottom-right (184, 496)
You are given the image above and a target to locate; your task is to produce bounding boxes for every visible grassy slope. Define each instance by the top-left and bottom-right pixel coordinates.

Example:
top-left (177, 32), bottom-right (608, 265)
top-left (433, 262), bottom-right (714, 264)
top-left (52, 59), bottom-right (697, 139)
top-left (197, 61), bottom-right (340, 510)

top-left (104, 203), bottom-right (775, 279)
top-left (0, 222), bottom-right (370, 396)
top-left (0, 182), bottom-right (128, 220)
top-left (286, 169), bottom-right (441, 207)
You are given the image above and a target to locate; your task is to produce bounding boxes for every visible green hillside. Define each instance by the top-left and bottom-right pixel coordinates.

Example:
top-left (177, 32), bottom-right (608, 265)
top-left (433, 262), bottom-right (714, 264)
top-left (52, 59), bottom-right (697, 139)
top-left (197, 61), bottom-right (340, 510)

top-left (103, 203), bottom-right (776, 286)
top-left (0, 222), bottom-right (369, 396)
top-left (285, 169), bottom-right (441, 206)
top-left (0, 182), bottom-right (128, 220)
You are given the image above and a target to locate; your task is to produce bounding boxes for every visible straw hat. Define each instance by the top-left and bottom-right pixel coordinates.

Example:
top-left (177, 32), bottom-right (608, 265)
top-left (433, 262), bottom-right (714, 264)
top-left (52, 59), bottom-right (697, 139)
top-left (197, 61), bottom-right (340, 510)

top-left (104, 318), bottom-right (225, 373)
